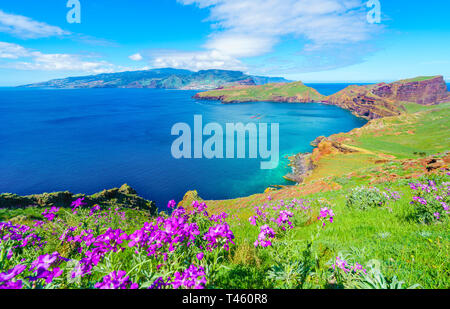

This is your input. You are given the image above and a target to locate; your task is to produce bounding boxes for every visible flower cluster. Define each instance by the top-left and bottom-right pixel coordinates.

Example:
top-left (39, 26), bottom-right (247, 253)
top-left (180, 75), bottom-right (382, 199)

top-left (0, 197), bottom-right (235, 289)
top-left (332, 256), bottom-right (366, 274)
top-left (71, 197), bottom-right (87, 213)
top-left (128, 212), bottom-right (200, 258)
top-left (254, 224), bottom-right (276, 248)
top-left (409, 178), bottom-right (449, 224)
top-left (0, 222), bottom-right (45, 258)
top-left (42, 207), bottom-right (60, 221)
top-left (273, 210), bottom-right (294, 231)
top-left (95, 270), bottom-right (138, 289)
top-left (28, 252), bottom-right (66, 284)
top-left (192, 201), bottom-right (207, 214)
top-left (89, 204), bottom-right (101, 216)
top-left (249, 199), bottom-right (314, 247)
top-left (71, 228), bottom-right (129, 278)
top-left (0, 264), bottom-right (27, 289)
top-left (382, 189), bottom-right (403, 202)
top-left (318, 207), bottom-right (334, 227)
top-left (171, 265), bottom-right (207, 289)
top-left (203, 223), bottom-right (235, 251)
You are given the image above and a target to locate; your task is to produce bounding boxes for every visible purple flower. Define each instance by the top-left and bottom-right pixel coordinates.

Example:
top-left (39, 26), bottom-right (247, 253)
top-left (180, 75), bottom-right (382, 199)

top-left (254, 224), bottom-right (276, 248)
top-left (203, 223), bottom-right (235, 251)
top-left (149, 277), bottom-right (167, 289)
top-left (318, 207), bottom-right (334, 227)
top-left (412, 196), bottom-right (427, 205)
top-left (192, 201), bottom-right (207, 213)
top-left (71, 197), bottom-right (87, 212)
top-left (332, 256), bottom-right (366, 275)
top-left (89, 204), bottom-right (101, 216)
top-left (171, 265), bottom-right (207, 289)
top-left (28, 252), bottom-right (67, 284)
top-left (0, 280), bottom-right (23, 289)
top-left (0, 264), bottom-right (27, 283)
top-left (95, 270), bottom-right (139, 289)
top-left (274, 210), bottom-right (294, 230)
top-left (42, 207), bottom-right (60, 221)
top-left (167, 200), bottom-right (176, 209)
top-left (196, 252), bottom-right (204, 261)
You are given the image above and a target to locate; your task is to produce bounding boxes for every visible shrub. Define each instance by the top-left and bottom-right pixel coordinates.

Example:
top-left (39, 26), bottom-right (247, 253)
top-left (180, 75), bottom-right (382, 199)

top-left (346, 186), bottom-right (389, 210)
top-left (409, 180), bottom-right (449, 224)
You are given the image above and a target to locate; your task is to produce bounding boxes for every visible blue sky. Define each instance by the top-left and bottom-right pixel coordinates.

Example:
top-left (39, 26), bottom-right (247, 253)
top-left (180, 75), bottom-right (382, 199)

top-left (0, 0), bottom-right (449, 85)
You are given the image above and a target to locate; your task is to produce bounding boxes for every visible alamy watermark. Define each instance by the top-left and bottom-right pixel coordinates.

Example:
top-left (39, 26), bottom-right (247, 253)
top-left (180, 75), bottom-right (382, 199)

top-left (66, 0), bottom-right (81, 24)
top-left (171, 115), bottom-right (280, 170)
top-left (367, 0), bottom-right (381, 24)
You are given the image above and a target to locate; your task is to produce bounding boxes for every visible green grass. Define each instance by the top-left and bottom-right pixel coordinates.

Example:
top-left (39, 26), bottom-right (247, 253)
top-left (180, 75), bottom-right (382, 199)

top-left (348, 105), bottom-right (450, 159)
top-left (396, 76), bottom-right (441, 83)
top-left (215, 173), bottom-right (450, 289)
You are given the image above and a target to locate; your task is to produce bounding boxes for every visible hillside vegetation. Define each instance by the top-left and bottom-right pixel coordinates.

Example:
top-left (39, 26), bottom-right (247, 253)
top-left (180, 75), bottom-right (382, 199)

top-left (194, 81), bottom-right (324, 103)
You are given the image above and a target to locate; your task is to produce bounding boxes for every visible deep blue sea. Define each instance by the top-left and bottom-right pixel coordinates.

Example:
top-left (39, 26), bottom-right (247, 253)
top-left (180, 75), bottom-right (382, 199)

top-left (0, 84), bottom-right (369, 209)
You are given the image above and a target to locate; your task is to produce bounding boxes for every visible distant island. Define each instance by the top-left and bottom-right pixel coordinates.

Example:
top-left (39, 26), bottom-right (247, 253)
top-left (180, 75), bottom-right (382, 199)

top-left (19, 68), bottom-right (291, 90)
top-left (195, 75), bottom-right (450, 119)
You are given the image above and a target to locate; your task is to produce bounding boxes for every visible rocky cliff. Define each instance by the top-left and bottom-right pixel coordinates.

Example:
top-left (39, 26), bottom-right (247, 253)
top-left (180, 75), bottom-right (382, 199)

top-left (323, 76), bottom-right (449, 119)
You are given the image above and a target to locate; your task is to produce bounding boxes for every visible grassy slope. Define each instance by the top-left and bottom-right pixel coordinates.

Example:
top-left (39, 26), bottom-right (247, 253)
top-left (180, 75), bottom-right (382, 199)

top-left (196, 81), bottom-right (325, 102)
top-left (396, 76), bottom-right (441, 83)
top-left (198, 102), bottom-right (450, 288)
top-left (309, 102), bottom-right (450, 180)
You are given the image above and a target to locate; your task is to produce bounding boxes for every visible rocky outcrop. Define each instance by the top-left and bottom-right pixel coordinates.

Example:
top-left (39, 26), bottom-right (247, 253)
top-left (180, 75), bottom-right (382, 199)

top-left (372, 76), bottom-right (449, 105)
top-left (310, 139), bottom-right (358, 164)
top-left (284, 153), bottom-right (315, 183)
top-left (323, 76), bottom-right (449, 119)
top-left (0, 184), bottom-right (157, 214)
top-left (178, 190), bottom-right (203, 208)
top-left (285, 137), bottom-right (358, 183)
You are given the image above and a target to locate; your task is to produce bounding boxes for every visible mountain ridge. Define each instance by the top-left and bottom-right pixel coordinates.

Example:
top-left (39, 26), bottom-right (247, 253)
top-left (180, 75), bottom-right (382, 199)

top-left (19, 68), bottom-right (291, 90)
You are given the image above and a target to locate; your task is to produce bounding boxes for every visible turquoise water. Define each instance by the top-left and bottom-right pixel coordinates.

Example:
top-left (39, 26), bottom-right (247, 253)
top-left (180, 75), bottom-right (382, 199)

top-left (0, 87), bottom-right (367, 208)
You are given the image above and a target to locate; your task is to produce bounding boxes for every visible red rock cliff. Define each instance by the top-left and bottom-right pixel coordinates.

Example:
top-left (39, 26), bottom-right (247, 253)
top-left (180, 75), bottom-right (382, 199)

top-left (323, 76), bottom-right (449, 119)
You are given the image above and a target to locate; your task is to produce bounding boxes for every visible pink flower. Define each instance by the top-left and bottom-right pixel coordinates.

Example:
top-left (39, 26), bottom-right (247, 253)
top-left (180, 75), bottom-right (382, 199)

top-left (196, 252), bottom-right (204, 261)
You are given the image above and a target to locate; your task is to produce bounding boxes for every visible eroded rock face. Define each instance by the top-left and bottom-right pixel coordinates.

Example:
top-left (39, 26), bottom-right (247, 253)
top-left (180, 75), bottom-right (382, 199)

top-left (0, 184), bottom-right (157, 214)
top-left (372, 76), bottom-right (449, 105)
top-left (324, 76), bottom-right (449, 119)
top-left (284, 153), bottom-right (315, 183)
top-left (284, 138), bottom-right (358, 183)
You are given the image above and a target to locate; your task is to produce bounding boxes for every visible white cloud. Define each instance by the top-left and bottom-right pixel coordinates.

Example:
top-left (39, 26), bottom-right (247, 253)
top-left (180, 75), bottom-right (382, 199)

top-left (0, 42), bottom-right (115, 74)
top-left (0, 10), bottom-right (70, 39)
top-left (0, 41), bottom-right (30, 59)
top-left (129, 53), bottom-right (144, 61)
top-left (177, 0), bottom-right (381, 72)
top-left (149, 49), bottom-right (246, 71)
top-left (204, 34), bottom-right (275, 58)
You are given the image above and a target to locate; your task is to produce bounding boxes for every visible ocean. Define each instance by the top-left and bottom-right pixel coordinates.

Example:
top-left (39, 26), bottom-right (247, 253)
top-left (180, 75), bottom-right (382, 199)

top-left (0, 84), bottom-right (369, 208)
